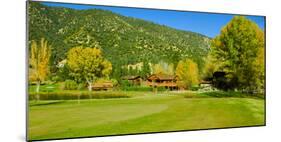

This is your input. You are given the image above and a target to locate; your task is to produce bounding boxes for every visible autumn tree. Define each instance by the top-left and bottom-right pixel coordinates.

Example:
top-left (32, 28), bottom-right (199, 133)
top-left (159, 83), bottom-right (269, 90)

top-left (211, 16), bottom-right (264, 91)
top-left (67, 47), bottom-right (112, 91)
top-left (176, 59), bottom-right (199, 89)
top-left (152, 61), bottom-right (174, 75)
top-left (253, 47), bottom-right (265, 91)
top-left (202, 54), bottom-right (219, 81)
top-left (29, 38), bottom-right (51, 100)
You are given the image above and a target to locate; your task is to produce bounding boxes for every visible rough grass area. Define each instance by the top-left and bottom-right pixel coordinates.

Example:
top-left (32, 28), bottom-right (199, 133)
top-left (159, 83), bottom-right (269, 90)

top-left (28, 93), bottom-right (264, 141)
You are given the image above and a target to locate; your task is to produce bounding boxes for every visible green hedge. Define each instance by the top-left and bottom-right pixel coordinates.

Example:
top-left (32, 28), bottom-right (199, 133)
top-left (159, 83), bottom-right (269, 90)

top-left (29, 91), bottom-right (130, 100)
top-left (191, 86), bottom-right (200, 91)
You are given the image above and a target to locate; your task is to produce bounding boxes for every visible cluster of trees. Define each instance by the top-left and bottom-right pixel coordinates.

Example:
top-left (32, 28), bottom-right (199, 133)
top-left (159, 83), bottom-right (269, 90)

top-left (111, 61), bottom-right (151, 82)
top-left (208, 16), bottom-right (265, 92)
top-left (29, 38), bottom-right (112, 93)
top-left (174, 16), bottom-right (265, 93)
top-left (29, 40), bottom-right (113, 103)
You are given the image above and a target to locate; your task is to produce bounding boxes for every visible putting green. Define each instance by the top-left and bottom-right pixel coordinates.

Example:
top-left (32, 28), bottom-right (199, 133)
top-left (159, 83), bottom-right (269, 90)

top-left (28, 94), bottom-right (264, 140)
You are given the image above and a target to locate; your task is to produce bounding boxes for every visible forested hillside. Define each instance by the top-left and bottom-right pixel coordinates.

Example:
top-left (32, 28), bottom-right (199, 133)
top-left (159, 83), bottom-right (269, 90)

top-left (28, 2), bottom-right (210, 80)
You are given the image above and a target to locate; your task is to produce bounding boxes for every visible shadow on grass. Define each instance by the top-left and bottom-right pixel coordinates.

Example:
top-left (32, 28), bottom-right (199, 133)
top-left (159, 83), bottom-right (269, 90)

top-left (183, 91), bottom-right (264, 99)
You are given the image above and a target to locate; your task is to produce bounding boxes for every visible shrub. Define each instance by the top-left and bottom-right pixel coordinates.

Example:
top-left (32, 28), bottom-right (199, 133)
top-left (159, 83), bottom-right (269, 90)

top-left (120, 80), bottom-right (133, 88)
top-left (191, 85), bottom-right (200, 91)
top-left (110, 79), bottom-right (118, 86)
top-left (64, 80), bottom-right (78, 90)
top-left (157, 86), bottom-right (169, 91)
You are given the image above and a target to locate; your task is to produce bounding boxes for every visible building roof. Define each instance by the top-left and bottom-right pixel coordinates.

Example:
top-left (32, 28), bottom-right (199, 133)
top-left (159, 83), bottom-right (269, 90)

top-left (122, 75), bottom-right (141, 80)
top-left (147, 74), bottom-right (176, 81)
top-left (92, 82), bottom-right (113, 88)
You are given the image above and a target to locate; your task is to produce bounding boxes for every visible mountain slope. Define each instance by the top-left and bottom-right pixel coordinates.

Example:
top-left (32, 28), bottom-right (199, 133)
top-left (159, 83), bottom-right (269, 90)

top-left (28, 2), bottom-right (211, 76)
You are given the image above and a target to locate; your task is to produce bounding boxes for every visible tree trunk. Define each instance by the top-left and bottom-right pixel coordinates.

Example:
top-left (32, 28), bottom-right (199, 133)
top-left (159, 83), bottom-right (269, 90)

top-left (77, 84), bottom-right (82, 104)
top-left (88, 82), bottom-right (92, 92)
top-left (88, 82), bottom-right (93, 100)
top-left (36, 81), bottom-right (40, 101)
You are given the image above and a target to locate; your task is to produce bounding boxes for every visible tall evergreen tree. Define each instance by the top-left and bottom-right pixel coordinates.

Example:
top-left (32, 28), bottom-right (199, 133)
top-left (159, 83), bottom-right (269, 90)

top-left (141, 61), bottom-right (151, 79)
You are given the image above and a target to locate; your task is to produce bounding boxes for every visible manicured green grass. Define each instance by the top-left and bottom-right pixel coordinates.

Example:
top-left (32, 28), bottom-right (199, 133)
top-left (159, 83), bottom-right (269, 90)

top-left (28, 93), bottom-right (264, 141)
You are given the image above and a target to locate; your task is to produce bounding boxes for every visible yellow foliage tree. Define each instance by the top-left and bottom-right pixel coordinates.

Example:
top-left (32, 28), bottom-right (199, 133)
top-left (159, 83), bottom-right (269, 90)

top-left (176, 59), bottom-right (199, 89)
top-left (254, 47), bottom-right (265, 90)
top-left (211, 16), bottom-right (264, 91)
top-left (202, 54), bottom-right (219, 80)
top-left (67, 47), bottom-right (112, 91)
top-left (152, 61), bottom-right (174, 75)
top-left (29, 38), bottom-right (51, 99)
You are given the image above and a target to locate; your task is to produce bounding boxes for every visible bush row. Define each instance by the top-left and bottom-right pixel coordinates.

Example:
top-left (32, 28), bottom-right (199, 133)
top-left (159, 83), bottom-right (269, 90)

top-left (64, 80), bottom-right (78, 90)
top-left (29, 91), bottom-right (130, 100)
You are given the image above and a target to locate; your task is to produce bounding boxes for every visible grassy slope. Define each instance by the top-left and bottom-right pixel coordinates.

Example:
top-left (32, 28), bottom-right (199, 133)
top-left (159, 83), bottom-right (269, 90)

top-left (28, 94), bottom-right (264, 140)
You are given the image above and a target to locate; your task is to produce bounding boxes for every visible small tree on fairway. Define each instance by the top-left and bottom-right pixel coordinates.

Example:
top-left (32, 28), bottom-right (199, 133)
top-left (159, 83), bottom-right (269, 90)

top-left (67, 47), bottom-right (112, 91)
top-left (29, 38), bottom-right (51, 100)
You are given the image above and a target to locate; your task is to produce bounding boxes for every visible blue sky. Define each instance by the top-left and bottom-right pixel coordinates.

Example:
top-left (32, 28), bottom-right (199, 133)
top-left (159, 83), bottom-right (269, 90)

top-left (42, 2), bottom-right (265, 38)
